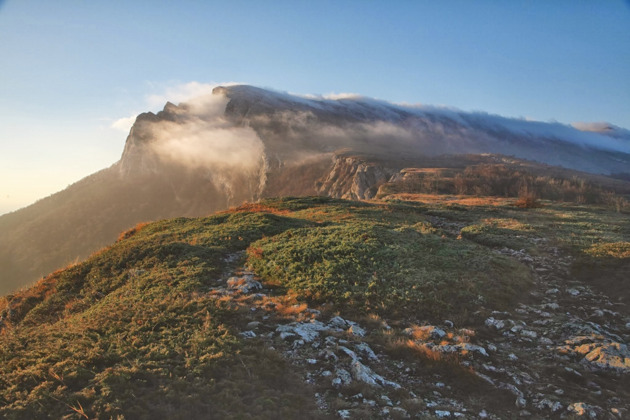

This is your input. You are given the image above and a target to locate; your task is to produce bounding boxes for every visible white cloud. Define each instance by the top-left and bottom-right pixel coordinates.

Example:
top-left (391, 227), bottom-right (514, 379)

top-left (322, 92), bottom-right (363, 100)
top-left (110, 80), bottom-right (245, 133)
top-left (111, 114), bottom-right (138, 132)
top-left (571, 122), bottom-right (613, 132)
top-left (145, 81), bottom-right (244, 110)
top-left (293, 92), bottom-right (363, 101)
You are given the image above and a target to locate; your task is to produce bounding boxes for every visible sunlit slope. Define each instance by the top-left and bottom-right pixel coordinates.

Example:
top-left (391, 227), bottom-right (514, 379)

top-left (2, 196), bottom-right (629, 418)
top-left (0, 197), bottom-right (533, 418)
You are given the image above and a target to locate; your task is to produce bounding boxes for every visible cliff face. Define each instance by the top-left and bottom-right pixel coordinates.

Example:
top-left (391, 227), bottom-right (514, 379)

top-left (318, 155), bottom-right (399, 200)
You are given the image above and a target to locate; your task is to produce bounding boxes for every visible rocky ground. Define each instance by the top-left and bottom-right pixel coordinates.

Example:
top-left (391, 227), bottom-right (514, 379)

top-left (207, 231), bottom-right (630, 419)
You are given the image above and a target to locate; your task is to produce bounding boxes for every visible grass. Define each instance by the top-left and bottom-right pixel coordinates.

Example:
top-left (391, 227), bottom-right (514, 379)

top-left (0, 211), bottom-right (322, 419)
top-left (1, 195), bottom-right (628, 418)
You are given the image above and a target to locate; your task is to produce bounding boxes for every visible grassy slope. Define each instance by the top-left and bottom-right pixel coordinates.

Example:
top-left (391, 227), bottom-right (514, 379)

top-left (0, 196), bottom-right (628, 419)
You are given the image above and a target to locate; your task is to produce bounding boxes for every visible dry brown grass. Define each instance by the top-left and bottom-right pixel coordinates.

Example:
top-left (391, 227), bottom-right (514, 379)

top-left (220, 202), bottom-right (292, 216)
top-left (379, 193), bottom-right (515, 207)
top-left (514, 193), bottom-right (542, 208)
top-left (117, 221), bottom-right (151, 241)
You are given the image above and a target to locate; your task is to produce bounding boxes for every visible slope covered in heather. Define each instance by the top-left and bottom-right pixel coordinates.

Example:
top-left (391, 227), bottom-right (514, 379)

top-left (1, 196), bottom-right (629, 419)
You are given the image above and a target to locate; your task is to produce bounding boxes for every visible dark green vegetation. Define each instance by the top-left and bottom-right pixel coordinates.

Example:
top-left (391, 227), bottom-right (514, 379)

top-left (1, 196), bottom-right (629, 418)
top-left (247, 199), bottom-right (531, 322)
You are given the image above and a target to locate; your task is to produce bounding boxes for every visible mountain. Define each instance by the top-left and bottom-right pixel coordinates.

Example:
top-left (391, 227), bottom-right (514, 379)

top-left (1, 197), bottom-right (629, 418)
top-left (2, 85), bottom-right (630, 294)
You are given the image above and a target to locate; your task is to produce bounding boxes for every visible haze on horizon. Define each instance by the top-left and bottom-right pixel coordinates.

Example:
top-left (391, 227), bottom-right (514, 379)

top-left (1, 0), bottom-right (629, 215)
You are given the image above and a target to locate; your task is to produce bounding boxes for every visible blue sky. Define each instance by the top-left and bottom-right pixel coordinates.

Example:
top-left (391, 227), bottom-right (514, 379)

top-left (1, 0), bottom-right (629, 214)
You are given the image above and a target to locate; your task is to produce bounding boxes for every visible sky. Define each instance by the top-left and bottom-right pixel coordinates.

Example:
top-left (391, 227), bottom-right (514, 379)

top-left (1, 0), bottom-right (629, 215)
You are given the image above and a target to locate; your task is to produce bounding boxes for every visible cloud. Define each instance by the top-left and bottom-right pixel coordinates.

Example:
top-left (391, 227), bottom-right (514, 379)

top-left (111, 114), bottom-right (138, 132)
top-left (145, 81), bottom-right (243, 110)
top-left (141, 93), bottom-right (266, 201)
top-left (296, 92), bottom-right (363, 101)
top-left (322, 92), bottom-right (364, 100)
top-left (111, 80), bottom-right (245, 133)
top-left (571, 122), bottom-right (614, 133)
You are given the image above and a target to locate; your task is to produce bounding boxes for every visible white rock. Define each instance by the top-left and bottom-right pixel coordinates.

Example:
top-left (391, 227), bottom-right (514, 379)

top-left (348, 324), bottom-right (366, 337)
top-left (328, 316), bottom-right (348, 329)
top-left (434, 410), bottom-right (451, 418)
top-left (239, 330), bottom-right (256, 338)
top-left (520, 330), bottom-right (537, 339)
top-left (337, 409), bottom-right (351, 419)
top-left (279, 332), bottom-right (295, 340)
top-left (354, 342), bottom-right (379, 361)
top-left (380, 395), bottom-right (393, 406)
top-left (392, 407), bottom-right (409, 417)
top-left (226, 276), bottom-right (262, 294)
top-left (485, 317), bottom-right (505, 330)
top-left (339, 346), bottom-right (358, 360)
top-left (351, 360), bottom-right (400, 388)
top-left (290, 320), bottom-right (328, 342)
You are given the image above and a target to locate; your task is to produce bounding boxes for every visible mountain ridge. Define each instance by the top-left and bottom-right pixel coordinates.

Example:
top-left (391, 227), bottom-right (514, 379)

top-left (1, 84), bottom-right (630, 294)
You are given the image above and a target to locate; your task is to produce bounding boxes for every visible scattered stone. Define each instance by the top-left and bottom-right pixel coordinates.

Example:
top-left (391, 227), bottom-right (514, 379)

top-left (380, 395), bottom-right (393, 406)
top-left (333, 368), bottom-right (352, 387)
top-left (567, 288), bottom-right (581, 296)
top-left (354, 342), bottom-right (379, 361)
top-left (434, 410), bottom-right (451, 418)
top-left (328, 316), bottom-right (349, 329)
top-left (348, 324), bottom-right (366, 337)
top-left (351, 360), bottom-right (401, 388)
top-left (567, 402), bottom-right (601, 417)
top-left (279, 331), bottom-right (295, 340)
top-left (520, 330), bottom-right (537, 339)
top-left (485, 317), bottom-right (506, 330)
top-left (535, 398), bottom-right (562, 412)
top-left (226, 275), bottom-right (262, 294)
top-left (337, 409), bottom-right (351, 419)
top-left (558, 336), bottom-right (630, 372)
top-left (239, 330), bottom-right (256, 338)
top-left (246, 321), bottom-right (261, 329)
top-left (433, 343), bottom-right (488, 357)
top-left (392, 407), bottom-right (409, 417)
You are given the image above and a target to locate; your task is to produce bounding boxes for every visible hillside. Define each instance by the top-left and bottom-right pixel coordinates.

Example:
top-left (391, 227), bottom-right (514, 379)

top-left (1, 196), bottom-right (629, 419)
top-left (2, 85), bottom-right (630, 295)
